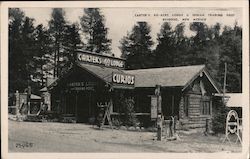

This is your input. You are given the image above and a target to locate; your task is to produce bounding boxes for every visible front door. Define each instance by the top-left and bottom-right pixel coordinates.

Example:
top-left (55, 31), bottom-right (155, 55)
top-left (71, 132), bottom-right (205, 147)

top-left (76, 91), bottom-right (96, 123)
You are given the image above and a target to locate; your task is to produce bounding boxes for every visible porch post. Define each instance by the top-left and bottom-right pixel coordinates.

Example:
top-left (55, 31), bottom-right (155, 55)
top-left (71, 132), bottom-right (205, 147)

top-left (155, 85), bottom-right (162, 141)
top-left (75, 91), bottom-right (78, 121)
top-left (172, 95), bottom-right (174, 116)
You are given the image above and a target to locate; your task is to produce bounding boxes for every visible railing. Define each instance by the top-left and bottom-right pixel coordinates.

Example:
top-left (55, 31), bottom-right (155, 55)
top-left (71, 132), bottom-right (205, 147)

top-left (111, 112), bottom-right (150, 116)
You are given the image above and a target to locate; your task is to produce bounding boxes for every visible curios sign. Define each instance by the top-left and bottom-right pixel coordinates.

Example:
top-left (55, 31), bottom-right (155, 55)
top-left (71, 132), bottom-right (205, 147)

top-left (77, 51), bottom-right (125, 69)
top-left (112, 72), bottom-right (135, 86)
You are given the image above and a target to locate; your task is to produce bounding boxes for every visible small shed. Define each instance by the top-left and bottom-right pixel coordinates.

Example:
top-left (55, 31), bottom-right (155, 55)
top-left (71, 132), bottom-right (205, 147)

top-left (9, 92), bottom-right (42, 115)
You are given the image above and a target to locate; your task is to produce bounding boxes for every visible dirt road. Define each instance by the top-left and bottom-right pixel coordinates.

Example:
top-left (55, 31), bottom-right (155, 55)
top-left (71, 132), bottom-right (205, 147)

top-left (8, 120), bottom-right (241, 152)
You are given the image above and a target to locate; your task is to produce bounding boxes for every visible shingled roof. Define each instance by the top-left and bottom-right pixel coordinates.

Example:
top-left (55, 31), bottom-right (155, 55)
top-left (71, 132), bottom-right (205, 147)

top-left (49, 63), bottom-right (221, 93)
top-left (76, 62), bottom-right (124, 83)
top-left (125, 65), bottom-right (207, 88)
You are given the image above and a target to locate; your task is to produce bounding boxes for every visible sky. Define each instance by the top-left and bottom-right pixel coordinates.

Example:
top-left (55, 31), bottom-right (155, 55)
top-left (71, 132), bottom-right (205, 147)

top-left (21, 7), bottom-right (242, 58)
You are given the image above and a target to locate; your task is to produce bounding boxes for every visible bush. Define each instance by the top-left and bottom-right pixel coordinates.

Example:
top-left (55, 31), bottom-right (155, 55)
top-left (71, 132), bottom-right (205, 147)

top-left (119, 96), bottom-right (138, 127)
top-left (211, 102), bottom-right (230, 134)
top-left (111, 117), bottom-right (122, 127)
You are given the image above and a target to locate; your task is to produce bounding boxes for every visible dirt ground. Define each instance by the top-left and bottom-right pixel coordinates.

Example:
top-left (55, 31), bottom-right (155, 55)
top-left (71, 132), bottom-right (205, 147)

top-left (8, 120), bottom-right (242, 153)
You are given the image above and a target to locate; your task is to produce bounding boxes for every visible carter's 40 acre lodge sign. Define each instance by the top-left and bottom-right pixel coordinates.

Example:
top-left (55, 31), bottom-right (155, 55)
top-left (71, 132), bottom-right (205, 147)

top-left (77, 51), bottom-right (125, 69)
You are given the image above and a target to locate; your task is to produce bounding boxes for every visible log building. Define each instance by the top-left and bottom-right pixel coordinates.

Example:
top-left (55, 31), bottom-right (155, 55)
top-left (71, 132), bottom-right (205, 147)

top-left (47, 50), bottom-right (221, 129)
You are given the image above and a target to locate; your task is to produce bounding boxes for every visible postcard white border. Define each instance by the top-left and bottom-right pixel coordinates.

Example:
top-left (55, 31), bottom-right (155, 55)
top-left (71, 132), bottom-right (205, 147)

top-left (1, 1), bottom-right (249, 159)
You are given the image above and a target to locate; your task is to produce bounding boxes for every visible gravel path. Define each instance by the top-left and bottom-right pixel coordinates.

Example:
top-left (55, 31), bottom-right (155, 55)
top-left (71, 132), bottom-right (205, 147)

top-left (8, 120), bottom-right (242, 152)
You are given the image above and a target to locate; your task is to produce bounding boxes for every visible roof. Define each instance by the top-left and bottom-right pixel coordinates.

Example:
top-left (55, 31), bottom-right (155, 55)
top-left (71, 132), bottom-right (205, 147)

top-left (125, 65), bottom-right (206, 88)
top-left (76, 62), bottom-right (124, 83)
top-left (49, 63), bottom-right (221, 92)
top-left (76, 49), bottom-right (126, 60)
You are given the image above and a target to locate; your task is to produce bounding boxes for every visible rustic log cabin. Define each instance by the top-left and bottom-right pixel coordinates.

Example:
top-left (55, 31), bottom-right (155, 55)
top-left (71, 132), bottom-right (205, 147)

top-left (125, 66), bottom-right (221, 129)
top-left (48, 50), bottom-right (221, 129)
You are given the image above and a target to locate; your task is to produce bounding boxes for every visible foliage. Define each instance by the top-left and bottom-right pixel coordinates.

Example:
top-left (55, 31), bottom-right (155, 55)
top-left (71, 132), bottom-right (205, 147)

top-left (9, 8), bottom-right (242, 95)
top-left (154, 22), bottom-right (191, 67)
top-left (33, 24), bottom-right (53, 86)
top-left (118, 94), bottom-right (138, 127)
top-left (9, 8), bottom-right (42, 93)
top-left (61, 23), bottom-right (82, 74)
top-left (111, 117), bottom-right (122, 127)
top-left (48, 8), bottom-right (68, 78)
top-left (80, 8), bottom-right (111, 54)
top-left (120, 22), bottom-right (154, 69)
top-left (154, 22), bottom-right (241, 92)
top-left (211, 101), bottom-right (230, 134)
top-left (217, 24), bottom-right (242, 92)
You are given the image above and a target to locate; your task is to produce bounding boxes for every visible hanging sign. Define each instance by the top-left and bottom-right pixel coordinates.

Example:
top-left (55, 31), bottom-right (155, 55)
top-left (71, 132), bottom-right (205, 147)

top-left (77, 51), bottom-right (125, 69)
top-left (112, 72), bottom-right (135, 85)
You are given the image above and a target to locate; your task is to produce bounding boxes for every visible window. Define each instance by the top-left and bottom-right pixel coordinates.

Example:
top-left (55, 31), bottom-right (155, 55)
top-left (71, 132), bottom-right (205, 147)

top-left (201, 100), bottom-right (211, 115)
top-left (183, 96), bottom-right (189, 117)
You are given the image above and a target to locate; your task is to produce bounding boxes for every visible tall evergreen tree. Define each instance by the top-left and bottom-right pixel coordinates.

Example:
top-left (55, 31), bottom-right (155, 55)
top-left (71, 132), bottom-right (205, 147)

top-left (62, 23), bottom-right (82, 74)
top-left (173, 23), bottom-right (192, 66)
top-left (48, 8), bottom-right (67, 78)
top-left (120, 22), bottom-right (154, 69)
top-left (154, 22), bottom-right (191, 67)
top-left (80, 8), bottom-right (111, 54)
top-left (154, 22), bottom-right (176, 67)
top-left (33, 24), bottom-right (53, 87)
top-left (218, 24), bottom-right (242, 92)
top-left (9, 8), bottom-right (41, 93)
top-left (188, 22), bottom-right (210, 65)
top-left (9, 8), bottom-right (26, 92)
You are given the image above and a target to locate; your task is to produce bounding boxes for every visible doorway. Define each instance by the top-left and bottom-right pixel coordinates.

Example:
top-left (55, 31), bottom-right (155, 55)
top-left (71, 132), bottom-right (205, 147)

top-left (76, 91), bottom-right (96, 123)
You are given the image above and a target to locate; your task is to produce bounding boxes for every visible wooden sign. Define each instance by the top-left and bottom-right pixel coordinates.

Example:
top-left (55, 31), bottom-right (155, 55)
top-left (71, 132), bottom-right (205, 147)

top-left (77, 51), bottom-right (125, 69)
top-left (67, 82), bottom-right (96, 91)
top-left (112, 72), bottom-right (135, 87)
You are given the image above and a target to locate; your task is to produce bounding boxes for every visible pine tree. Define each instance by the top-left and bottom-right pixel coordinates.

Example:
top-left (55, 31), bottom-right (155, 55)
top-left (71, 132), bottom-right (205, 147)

top-left (154, 22), bottom-right (176, 67)
top-left (119, 22), bottom-right (154, 69)
top-left (9, 8), bottom-right (41, 93)
top-left (9, 8), bottom-right (26, 92)
top-left (173, 23), bottom-right (191, 66)
top-left (62, 23), bottom-right (82, 74)
top-left (154, 22), bottom-right (191, 67)
top-left (218, 24), bottom-right (242, 92)
top-left (80, 8), bottom-right (111, 54)
top-left (33, 24), bottom-right (53, 87)
top-left (48, 8), bottom-right (67, 78)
